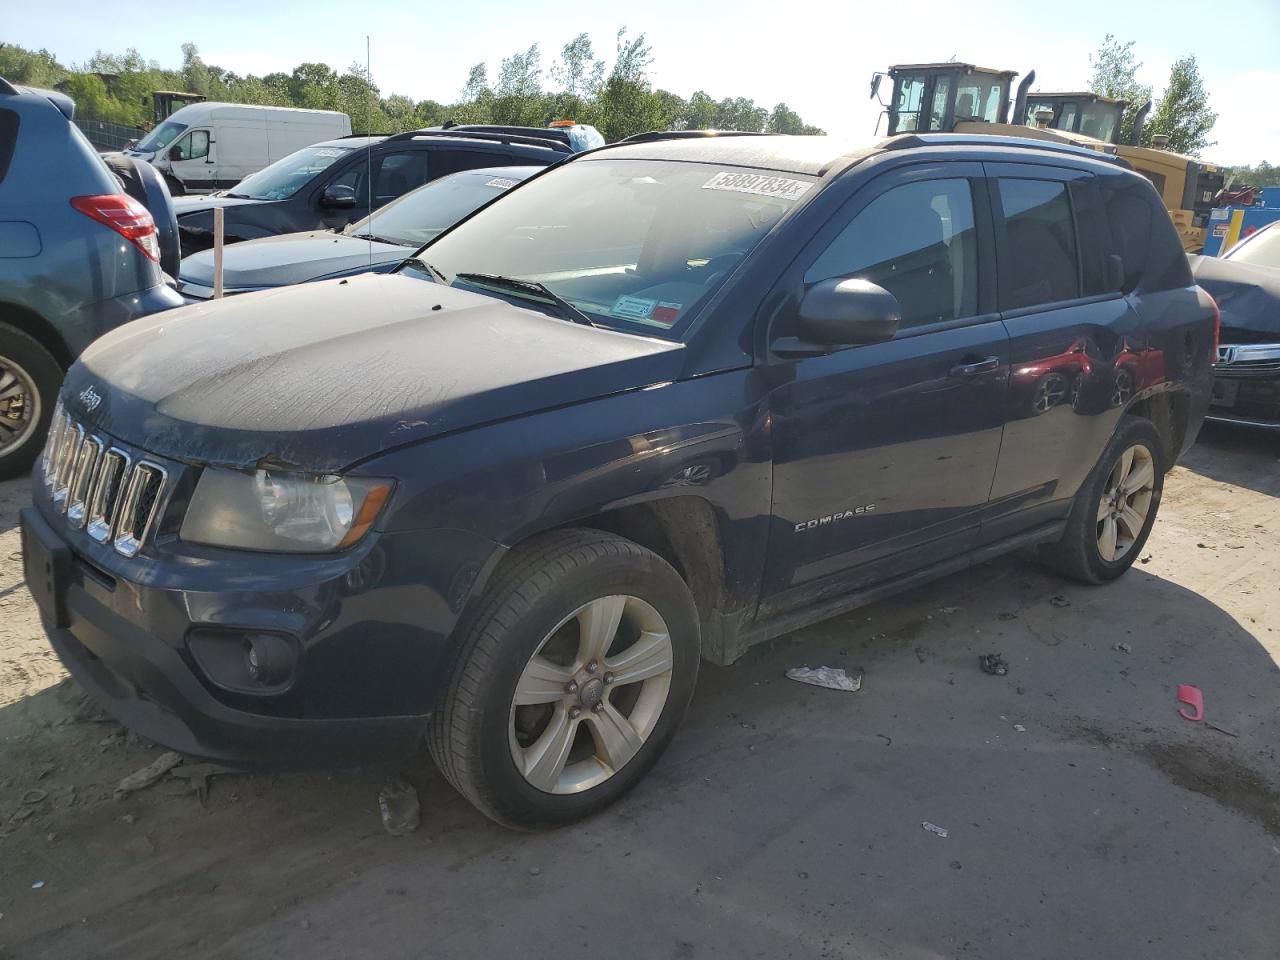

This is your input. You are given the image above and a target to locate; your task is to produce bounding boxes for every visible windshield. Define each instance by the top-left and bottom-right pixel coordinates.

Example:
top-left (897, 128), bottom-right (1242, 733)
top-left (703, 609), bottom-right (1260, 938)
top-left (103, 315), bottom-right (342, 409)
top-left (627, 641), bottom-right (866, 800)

top-left (136, 120), bottom-right (187, 152)
top-left (1080, 104), bottom-right (1122, 143)
top-left (409, 159), bottom-right (812, 338)
top-left (230, 145), bottom-right (354, 201)
top-left (347, 170), bottom-right (529, 246)
top-left (1226, 224), bottom-right (1280, 268)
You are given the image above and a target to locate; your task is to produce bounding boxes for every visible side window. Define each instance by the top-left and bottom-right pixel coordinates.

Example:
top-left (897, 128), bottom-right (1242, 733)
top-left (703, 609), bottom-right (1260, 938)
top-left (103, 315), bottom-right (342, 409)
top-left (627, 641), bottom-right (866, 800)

top-left (327, 163), bottom-right (361, 192)
top-left (805, 178), bottom-right (979, 329)
top-left (0, 108), bottom-right (18, 184)
top-left (997, 179), bottom-right (1079, 309)
top-left (893, 75), bottom-right (926, 132)
top-left (1099, 177), bottom-right (1152, 292)
top-left (173, 129), bottom-right (209, 160)
top-left (928, 76), bottom-right (951, 131)
top-left (435, 149), bottom-right (513, 177)
top-left (1068, 179), bottom-right (1108, 296)
top-left (372, 151), bottom-right (429, 206)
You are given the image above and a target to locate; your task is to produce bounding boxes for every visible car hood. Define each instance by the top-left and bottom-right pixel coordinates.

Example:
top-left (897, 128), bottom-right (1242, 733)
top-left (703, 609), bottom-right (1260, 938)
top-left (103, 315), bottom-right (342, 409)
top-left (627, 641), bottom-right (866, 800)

top-left (62, 274), bottom-right (685, 473)
top-left (179, 231), bottom-right (410, 291)
top-left (1190, 255), bottom-right (1280, 340)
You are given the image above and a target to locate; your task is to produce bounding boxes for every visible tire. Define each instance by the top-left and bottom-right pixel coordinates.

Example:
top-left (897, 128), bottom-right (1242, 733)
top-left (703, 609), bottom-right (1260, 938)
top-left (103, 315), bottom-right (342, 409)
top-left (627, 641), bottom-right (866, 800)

top-left (428, 528), bottom-right (700, 829)
top-left (164, 175), bottom-right (186, 197)
top-left (1040, 416), bottom-right (1164, 584)
top-left (0, 323), bottom-right (62, 481)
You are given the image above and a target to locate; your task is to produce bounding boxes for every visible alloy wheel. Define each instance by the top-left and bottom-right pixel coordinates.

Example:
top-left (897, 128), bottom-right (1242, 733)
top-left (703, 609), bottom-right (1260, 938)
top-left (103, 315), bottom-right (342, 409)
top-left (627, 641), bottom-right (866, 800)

top-left (509, 595), bottom-right (674, 794)
top-left (0, 355), bottom-right (40, 459)
top-left (1096, 443), bottom-right (1155, 562)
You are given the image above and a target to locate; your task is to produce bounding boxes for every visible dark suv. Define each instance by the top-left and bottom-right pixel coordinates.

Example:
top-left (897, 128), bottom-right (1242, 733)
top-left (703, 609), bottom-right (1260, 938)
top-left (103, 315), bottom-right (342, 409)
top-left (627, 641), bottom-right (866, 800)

top-left (0, 80), bottom-right (183, 479)
top-left (22, 133), bottom-right (1215, 829)
top-left (172, 129), bottom-right (569, 256)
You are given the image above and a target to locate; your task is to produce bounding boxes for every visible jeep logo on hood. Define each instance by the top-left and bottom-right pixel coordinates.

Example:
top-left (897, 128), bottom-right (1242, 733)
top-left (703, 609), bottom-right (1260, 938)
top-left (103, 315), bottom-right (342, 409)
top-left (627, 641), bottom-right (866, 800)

top-left (78, 385), bottom-right (103, 413)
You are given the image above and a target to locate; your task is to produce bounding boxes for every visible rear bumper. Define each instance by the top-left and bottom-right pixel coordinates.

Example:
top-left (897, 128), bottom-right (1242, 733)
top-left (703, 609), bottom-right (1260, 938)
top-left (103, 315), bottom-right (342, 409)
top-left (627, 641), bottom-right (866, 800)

top-left (68, 282), bottom-right (186, 354)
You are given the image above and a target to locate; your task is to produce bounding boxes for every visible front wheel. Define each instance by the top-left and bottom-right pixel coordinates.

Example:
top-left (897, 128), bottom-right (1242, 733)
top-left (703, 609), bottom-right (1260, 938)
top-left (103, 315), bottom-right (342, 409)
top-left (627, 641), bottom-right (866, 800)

top-left (428, 529), bottom-right (700, 829)
top-left (1040, 416), bottom-right (1164, 584)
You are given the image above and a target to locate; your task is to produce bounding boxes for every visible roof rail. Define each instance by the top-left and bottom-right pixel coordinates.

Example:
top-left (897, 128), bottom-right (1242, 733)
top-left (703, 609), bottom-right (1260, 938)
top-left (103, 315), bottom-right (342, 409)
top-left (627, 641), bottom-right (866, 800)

top-left (878, 132), bottom-right (1131, 168)
top-left (617, 129), bottom-right (769, 145)
top-left (387, 128), bottom-right (571, 153)
top-left (446, 123), bottom-right (573, 145)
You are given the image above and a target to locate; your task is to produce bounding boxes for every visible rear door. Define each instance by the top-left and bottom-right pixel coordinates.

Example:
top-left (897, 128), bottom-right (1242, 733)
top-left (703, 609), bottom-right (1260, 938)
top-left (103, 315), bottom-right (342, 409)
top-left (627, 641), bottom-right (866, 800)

top-left (980, 162), bottom-right (1141, 542)
top-left (761, 162), bottom-right (1009, 615)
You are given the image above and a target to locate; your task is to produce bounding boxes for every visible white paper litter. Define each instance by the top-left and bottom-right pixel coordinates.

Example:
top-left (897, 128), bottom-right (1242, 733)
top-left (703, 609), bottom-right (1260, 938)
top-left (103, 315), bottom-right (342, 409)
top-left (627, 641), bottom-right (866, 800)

top-left (922, 822), bottom-right (949, 838)
top-left (785, 666), bottom-right (862, 692)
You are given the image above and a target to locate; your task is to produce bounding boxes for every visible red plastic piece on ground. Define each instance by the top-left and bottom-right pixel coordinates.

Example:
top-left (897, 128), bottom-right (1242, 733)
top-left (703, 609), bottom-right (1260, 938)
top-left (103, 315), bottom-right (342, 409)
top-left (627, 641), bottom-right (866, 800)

top-left (1177, 684), bottom-right (1204, 722)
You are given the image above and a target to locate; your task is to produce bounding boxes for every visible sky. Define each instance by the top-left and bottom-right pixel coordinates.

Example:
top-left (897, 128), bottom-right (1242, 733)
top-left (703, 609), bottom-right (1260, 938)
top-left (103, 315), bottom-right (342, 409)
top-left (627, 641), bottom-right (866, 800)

top-left (6, 0), bottom-right (1279, 164)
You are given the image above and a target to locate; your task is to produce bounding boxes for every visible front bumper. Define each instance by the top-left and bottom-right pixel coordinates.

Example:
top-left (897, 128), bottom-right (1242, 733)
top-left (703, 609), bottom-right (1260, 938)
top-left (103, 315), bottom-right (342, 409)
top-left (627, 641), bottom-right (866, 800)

top-left (20, 489), bottom-right (494, 767)
top-left (1208, 344), bottom-right (1280, 427)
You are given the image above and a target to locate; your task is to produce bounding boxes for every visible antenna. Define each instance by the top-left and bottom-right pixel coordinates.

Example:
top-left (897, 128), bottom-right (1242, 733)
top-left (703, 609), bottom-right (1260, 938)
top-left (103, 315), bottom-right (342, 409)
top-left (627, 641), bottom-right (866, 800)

top-left (364, 36), bottom-right (374, 269)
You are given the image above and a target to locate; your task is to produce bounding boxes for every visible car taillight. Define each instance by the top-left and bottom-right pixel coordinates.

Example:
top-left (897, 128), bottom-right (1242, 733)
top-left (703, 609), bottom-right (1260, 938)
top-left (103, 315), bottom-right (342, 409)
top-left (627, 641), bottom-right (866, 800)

top-left (70, 194), bottom-right (160, 263)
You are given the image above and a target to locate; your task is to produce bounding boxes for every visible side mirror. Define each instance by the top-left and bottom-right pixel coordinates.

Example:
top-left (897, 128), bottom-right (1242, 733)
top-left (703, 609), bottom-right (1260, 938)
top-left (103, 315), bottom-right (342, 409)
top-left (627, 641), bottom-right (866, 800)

top-left (870, 74), bottom-right (883, 102)
top-left (320, 184), bottom-right (358, 209)
top-left (777, 278), bottom-right (900, 357)
top-left (167, 145), bottom-right (182, 161)
top-left (1105, 254), bottom-right (1126, 293)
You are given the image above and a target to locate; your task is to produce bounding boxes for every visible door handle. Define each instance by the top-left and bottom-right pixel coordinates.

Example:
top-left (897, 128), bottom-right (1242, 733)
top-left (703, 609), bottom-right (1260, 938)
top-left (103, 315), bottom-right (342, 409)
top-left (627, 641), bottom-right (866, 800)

top-left (949, 356), bottom-right (1000, 378)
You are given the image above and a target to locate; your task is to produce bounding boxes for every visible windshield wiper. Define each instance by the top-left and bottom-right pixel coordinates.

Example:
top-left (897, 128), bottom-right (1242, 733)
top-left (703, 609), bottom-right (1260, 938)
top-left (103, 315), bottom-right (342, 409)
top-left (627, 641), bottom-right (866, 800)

top-left (453, 272), bottom-right (596, 327)
top-left (404, 257), bottom-right (449, 284)
top-left (223, 192), bottom-right (252, 199)
top-left (348, 232), bottom-right (398, 245)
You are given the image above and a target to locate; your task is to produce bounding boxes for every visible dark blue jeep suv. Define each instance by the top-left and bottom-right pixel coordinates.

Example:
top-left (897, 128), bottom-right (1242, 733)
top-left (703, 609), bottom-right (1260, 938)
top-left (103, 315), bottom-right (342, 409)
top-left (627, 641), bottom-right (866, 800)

top-left (22, 133), bottom-right (1216, 828)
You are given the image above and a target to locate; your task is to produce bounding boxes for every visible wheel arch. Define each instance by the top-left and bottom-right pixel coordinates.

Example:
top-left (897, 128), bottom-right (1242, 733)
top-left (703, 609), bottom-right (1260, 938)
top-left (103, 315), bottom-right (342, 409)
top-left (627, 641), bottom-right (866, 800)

top-left (0, 302), bottom-right (72, 368)
top-left (1126, 387), bottom-right (1191, 471)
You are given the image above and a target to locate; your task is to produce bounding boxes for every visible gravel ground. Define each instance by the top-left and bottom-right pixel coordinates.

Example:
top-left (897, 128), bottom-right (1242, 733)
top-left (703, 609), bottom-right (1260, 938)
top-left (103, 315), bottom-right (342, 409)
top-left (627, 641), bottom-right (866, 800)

top-left (1, 422), bottom-right (1278, 960)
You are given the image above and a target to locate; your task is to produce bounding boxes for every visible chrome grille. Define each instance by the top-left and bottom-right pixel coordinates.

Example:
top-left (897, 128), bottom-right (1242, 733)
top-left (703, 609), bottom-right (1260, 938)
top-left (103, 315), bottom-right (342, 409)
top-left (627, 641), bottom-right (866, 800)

top-left (41, 404), bottom-right (170, 556)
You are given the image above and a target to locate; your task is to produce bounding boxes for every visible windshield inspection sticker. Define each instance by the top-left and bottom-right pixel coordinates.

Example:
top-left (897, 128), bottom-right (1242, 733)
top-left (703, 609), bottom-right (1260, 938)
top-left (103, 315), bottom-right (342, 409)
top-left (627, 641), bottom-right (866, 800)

top-left (314, 148), bottom-right (345, 158)
top-left (611, 295), bottom-right (657, 320)
top-left (702, 171), bottom-right (813, 201)
top-left (484, 177), bottom-right (520, 189)
top-left (651, 302), bottom-right (682, 326)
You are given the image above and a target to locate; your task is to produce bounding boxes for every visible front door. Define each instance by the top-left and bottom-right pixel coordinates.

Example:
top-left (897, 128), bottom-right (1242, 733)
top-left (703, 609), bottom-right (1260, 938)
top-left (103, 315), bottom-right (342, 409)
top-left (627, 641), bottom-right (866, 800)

top-left (168, 128), bottom-right (214, 190)
top-left (761, 164), bottom-right (1008, 615)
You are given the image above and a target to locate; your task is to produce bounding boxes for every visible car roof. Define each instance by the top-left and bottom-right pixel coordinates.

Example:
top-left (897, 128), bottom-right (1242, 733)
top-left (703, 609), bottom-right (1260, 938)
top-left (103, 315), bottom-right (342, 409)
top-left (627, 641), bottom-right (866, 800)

top-left (586, 135), bottom-right (877, 176)
top-left (584, 132), bottom-right (1128, 178)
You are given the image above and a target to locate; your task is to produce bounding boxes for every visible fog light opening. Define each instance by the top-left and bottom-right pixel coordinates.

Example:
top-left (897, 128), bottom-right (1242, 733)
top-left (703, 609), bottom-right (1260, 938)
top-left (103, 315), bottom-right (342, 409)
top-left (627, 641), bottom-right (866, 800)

top-left (242, 634), bottom-right (293, 687)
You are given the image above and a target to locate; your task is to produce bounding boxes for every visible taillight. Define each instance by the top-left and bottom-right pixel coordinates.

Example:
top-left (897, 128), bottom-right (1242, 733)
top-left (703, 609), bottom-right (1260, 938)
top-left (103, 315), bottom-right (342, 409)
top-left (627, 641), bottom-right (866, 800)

top-left (70, 194), bottom-right (160, 263)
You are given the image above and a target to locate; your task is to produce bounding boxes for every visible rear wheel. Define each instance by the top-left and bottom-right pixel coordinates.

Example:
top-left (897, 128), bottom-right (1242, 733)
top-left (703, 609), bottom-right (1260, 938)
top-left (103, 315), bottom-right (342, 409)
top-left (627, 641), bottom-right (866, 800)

top-left (1040, 416), bottom-right (1164, 583)
top-left (428, 529), bottom-right (700, 829)
top-left (0, 323), bottom-right (61, 480)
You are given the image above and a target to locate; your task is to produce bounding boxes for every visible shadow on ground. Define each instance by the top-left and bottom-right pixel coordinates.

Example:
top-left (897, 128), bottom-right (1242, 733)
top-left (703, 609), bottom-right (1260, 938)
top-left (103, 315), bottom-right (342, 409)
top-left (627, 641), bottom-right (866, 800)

top-left (2, 545), bottom-right (1278, 960)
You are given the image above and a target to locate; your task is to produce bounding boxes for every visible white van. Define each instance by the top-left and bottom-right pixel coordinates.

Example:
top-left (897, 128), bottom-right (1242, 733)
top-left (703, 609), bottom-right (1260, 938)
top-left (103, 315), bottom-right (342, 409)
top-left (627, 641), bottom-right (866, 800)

top-left (124, 103), bottom-right (352, 195)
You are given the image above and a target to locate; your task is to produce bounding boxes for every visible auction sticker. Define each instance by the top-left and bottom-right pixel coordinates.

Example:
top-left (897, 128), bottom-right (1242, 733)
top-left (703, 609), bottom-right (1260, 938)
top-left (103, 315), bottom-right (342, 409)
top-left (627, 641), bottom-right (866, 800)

top-left (702, 171), bottom-right (813, 201)
top-left (611, 295), bottom-right (657, 320)
top-left (485, 177), bottom-right (521, 188)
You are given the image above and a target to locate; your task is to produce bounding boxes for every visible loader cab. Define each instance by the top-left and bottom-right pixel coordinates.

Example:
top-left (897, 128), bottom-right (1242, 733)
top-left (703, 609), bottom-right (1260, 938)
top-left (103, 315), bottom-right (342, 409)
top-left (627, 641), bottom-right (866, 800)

top-left (874, 63), bottom-right (1017, 135)
top-left (151, 91), bottom-right (206, 125)
top-left (1023, 93), bottom-right (1127, 144)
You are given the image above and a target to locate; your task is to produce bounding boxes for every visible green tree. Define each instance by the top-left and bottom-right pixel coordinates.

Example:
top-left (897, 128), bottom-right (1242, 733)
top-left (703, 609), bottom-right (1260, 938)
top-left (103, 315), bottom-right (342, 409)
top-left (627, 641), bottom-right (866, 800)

top-left (550, 33), bottom-right (603, 98)
top-left (1144, 55), bottom-right (1216, 155)
top-left (492, 44), bottom-right (547, 126)
top-left (1088, 35), bottom-right (1153, 145)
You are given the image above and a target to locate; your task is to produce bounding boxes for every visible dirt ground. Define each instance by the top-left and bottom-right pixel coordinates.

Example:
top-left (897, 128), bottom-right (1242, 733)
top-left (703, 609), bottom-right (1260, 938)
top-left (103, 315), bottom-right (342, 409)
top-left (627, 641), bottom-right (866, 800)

top-left (1, 423), bottom-right (1278, 960)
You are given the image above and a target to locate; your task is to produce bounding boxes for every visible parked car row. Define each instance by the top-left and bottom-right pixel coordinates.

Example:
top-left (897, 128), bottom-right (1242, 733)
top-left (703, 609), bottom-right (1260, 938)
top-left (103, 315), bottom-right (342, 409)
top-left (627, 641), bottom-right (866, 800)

top-left (20, 122), bottom-right (1218, 829)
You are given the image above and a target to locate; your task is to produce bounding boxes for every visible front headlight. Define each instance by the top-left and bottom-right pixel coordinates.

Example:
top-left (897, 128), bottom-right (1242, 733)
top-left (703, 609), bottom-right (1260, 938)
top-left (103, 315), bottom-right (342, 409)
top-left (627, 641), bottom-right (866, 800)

top-left (180, 469), bottom-right (394, 553)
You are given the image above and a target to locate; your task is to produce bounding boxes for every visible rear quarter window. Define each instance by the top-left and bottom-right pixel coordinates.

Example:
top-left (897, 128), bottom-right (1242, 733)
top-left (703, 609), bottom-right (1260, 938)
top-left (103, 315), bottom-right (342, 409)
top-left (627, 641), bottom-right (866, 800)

top-left (0, 109), bottom-right (19, 184)
top-left (1100, 174), bottom-right (1192, 293)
